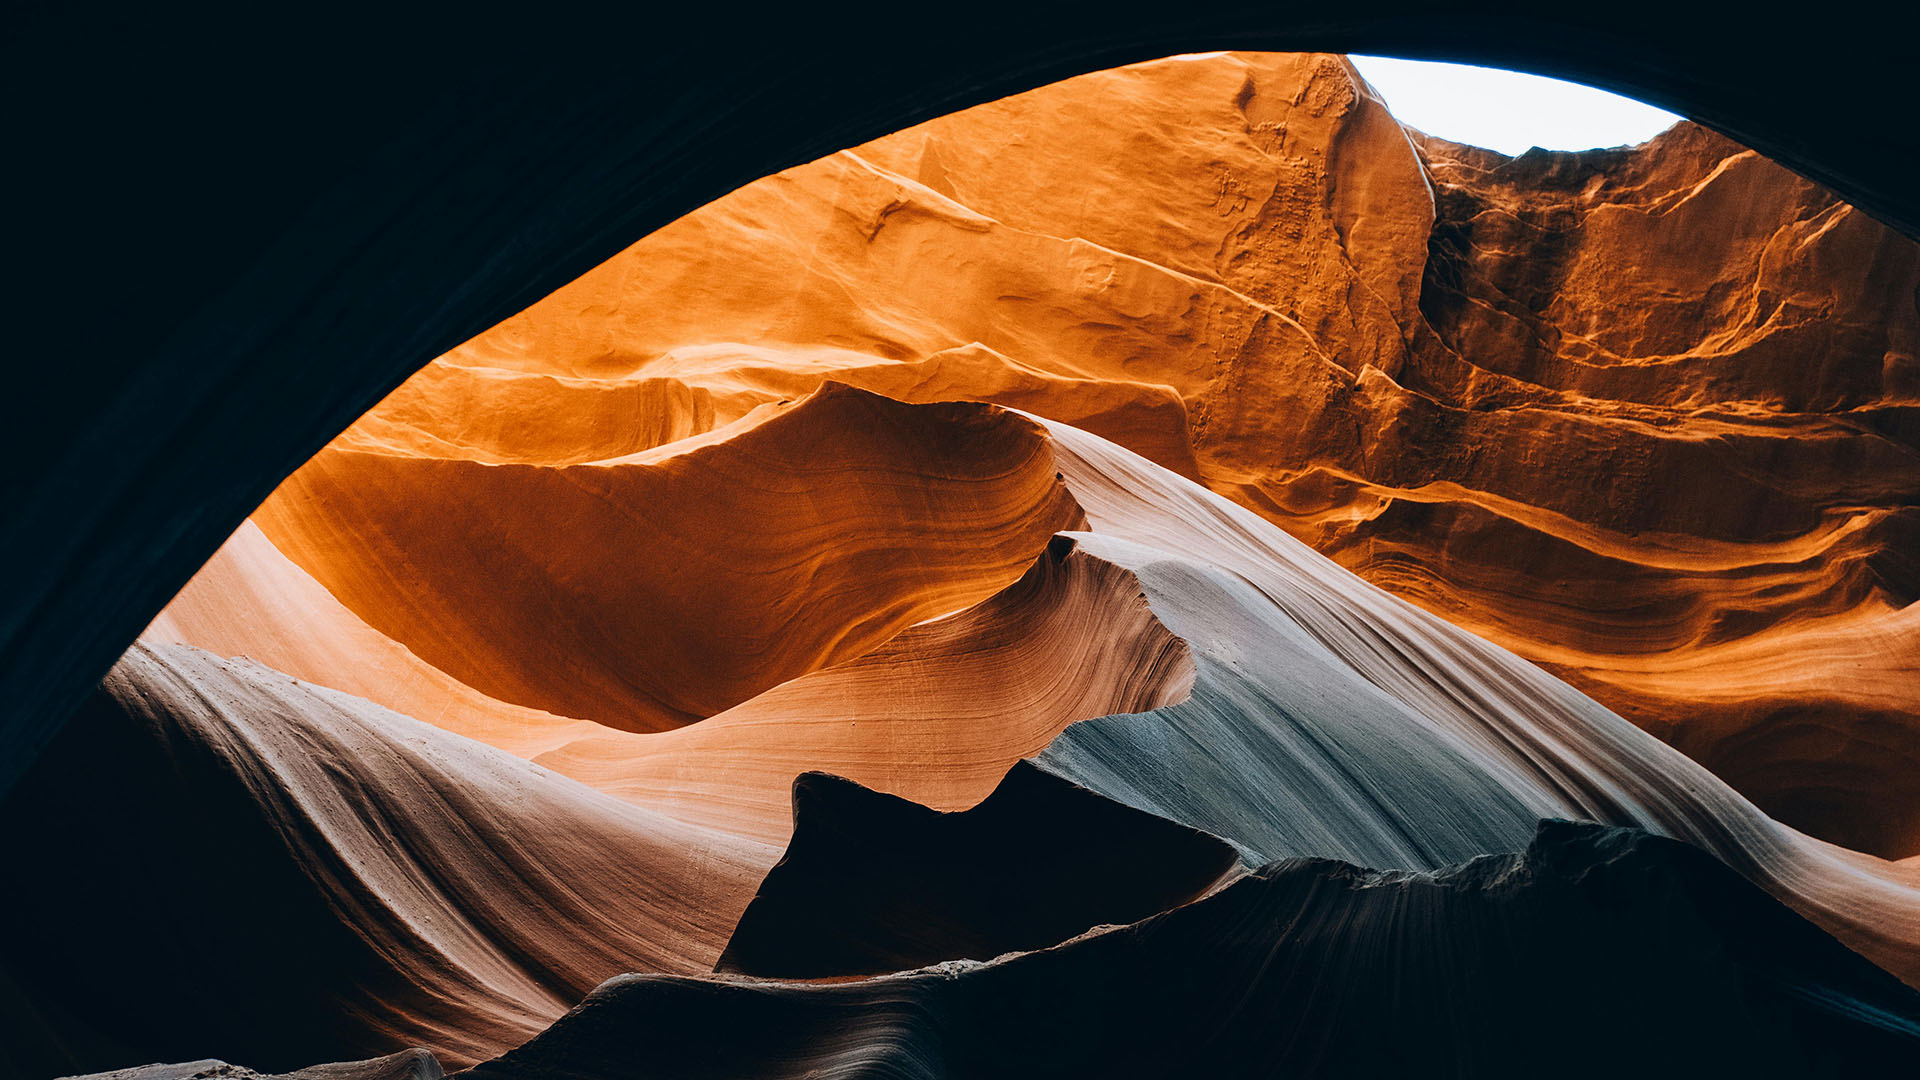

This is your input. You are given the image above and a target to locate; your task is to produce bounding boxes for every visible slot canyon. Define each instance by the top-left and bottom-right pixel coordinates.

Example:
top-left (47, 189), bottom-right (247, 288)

top-left (7, 16), bottom-right (1919, 1080)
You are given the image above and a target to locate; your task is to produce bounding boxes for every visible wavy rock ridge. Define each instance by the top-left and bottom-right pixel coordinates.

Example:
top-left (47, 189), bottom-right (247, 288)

top-left (255, 383), bottom-right (1082, 731)
top-left (17, 383), bottom-right (1916, 1074)
top-left (1, 642), bottom-right (776, 1073)
top-left (328, 50), bottom-right (1914, 856)
top-left (10, 48), bottom-right (1917, 1079)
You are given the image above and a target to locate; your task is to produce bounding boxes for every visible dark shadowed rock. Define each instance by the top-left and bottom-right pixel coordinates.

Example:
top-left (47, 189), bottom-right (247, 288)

top-left (465, 822), bottom-right (1920, 1079)
top-left (60, 1048), bottom-right (444, 1080)
top-left (716, 764), bottom-right (1239, 977)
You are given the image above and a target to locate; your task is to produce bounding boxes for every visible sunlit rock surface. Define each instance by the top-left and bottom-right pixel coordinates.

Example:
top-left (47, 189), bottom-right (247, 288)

top-left (252, 50), bottom-right (1917, 856)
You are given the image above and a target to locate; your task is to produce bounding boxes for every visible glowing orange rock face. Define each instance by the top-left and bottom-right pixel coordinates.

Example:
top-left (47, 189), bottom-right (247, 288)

top-left (253, 384), bottom-right (1083, 730)
top-left (236, 50), bottom-right (1917, 856)
top-left (116, 385), bottom-right (1920, 1068)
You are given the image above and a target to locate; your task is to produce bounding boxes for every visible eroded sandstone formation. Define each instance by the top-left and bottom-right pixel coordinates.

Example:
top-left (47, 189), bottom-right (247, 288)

top-left (14, 384), bottom-right (1918, 1073)
top-left (10, 50), bottom-right (1918, 1079)
top-left (258, 50), bottom-right (1913, 857)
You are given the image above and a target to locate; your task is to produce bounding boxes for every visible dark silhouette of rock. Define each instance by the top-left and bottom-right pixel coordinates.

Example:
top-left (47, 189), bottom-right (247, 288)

top-left (464, 821), bottom-right (1920, 1079)
top-left (715, 765), bottom-right (1238, 978)
top-left (60, 1049), bottom-right (443, 1080)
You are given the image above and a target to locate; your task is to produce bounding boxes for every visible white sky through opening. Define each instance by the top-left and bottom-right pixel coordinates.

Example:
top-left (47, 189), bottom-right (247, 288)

top-left (1347, 55), bottom-right (1682, 156)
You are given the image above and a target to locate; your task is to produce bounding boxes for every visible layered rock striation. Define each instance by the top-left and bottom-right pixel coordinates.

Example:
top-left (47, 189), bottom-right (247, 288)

top-left (18, 385), bottom-right (1918, 1072)
top-left (294, 51), bottom-right (1913, 856)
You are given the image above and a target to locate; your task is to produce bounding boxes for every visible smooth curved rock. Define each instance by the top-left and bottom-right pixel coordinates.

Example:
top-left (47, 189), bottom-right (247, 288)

top-left (531, 533), bottom-right (1193, 843)
top-left (32, 399), bottom-right (1920, 1069)
top-left (299, 52), bottom-right (1920, 852)
top-left (1036, 417), bottom-right (1920, 985)
top-left (254, 384), bottom-right (1081, 729)
top-left (150, 430), bottom-right (1192, 849)
top-left (0, 643), bottom-right (775, 1072)
top-left (141, 520), bottom-right (601, 760)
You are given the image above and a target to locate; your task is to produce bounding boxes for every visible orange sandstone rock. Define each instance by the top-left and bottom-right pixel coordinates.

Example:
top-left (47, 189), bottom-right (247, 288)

top-left (254, 51), bottom-right (1917, 854)
top-left (253, 384), bottom-right (1082, 731)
